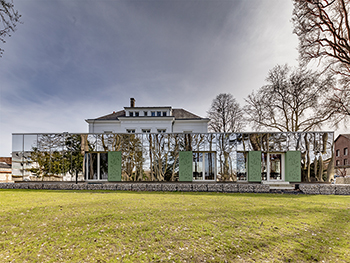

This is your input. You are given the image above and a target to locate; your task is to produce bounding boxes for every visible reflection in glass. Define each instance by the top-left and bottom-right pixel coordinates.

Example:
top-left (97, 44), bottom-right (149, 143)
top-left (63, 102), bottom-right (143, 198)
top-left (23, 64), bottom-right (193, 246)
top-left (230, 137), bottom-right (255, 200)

top-left (261, 152), bottom-right (267, 181)
top-left (100, 152), bottom-right (108, 180)
top-left (86, 153), bottom-right (98, 180)
top-left (193, 152), bottom-right (203, 180)
top-left (270, 153), bottom-right (282, 180)
top-left (205, 152), bottom-right (215, 180)
top-left (236, 152), bottom-right (247, 180)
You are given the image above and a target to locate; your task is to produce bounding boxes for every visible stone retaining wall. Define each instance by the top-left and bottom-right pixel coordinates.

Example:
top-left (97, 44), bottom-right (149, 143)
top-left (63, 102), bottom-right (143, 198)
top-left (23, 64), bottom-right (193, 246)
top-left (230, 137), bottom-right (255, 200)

top-left (1, 182), bottom-right (350, 195)
top-left (0, 182), bottom-right (270, 193)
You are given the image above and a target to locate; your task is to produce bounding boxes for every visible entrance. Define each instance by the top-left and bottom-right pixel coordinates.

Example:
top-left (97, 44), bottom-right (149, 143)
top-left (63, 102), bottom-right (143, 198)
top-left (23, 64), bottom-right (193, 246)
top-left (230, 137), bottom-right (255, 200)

top-left (261, 153), bottom-right (284, 181)
top-left (193, 152), bottom-right (216, 181)
top-left (85, 152), bottom-right (108, 180)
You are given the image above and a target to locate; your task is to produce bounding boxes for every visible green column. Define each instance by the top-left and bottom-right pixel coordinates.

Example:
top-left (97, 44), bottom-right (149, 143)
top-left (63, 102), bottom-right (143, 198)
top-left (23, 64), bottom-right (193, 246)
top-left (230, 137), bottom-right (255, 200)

top-left (179, 151), bottom-right (193, 182)
top-left (108, 151), bottom-right (121, 181)
top-left (247, 151), bottom-right (261, 182)
top-left (285, 151), bottom-right (301, 182)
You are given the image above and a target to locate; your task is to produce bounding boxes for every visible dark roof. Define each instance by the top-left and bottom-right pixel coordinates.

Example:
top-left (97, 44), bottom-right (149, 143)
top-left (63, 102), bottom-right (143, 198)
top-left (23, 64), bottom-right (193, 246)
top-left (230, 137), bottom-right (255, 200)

top-left (89, 108), bottom-right (207, 121)
top-left (95, 110), bottom-right (125, 120)
top-left (172, 108), bottom-right (205, 119)
top-left (335, 134), bottom-right (350, 142)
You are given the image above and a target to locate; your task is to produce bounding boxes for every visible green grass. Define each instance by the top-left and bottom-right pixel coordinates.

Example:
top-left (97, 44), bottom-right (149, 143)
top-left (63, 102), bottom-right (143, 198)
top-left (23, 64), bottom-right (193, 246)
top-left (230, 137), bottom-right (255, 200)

top-left (0, 190), bottom-right (350, 262)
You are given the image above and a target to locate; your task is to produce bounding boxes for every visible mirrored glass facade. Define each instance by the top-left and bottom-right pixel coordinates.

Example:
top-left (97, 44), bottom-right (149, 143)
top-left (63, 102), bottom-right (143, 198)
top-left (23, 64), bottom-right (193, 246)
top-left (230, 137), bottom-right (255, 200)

top-left (11, 132), bottom-right (334, 183)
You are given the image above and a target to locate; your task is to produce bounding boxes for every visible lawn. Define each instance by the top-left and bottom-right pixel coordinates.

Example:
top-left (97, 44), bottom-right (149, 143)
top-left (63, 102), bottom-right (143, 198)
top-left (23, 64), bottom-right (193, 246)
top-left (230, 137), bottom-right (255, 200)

top-left (0, 190), bottom-right (349, 262)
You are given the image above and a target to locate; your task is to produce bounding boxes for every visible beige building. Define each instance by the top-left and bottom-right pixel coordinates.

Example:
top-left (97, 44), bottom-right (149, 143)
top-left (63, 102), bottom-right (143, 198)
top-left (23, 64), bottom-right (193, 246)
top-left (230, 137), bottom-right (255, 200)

top-left (0, 157), bottom-right (12, 182)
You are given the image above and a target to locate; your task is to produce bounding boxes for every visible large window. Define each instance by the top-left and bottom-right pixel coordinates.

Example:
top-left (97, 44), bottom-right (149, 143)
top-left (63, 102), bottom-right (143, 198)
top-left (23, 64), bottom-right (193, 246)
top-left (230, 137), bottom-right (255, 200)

top-left (262, 153), bottom-right (283, 181)
top-left (85, 152), bottom-right (108, 180)
top-left (344, 148), bottom-right (348, 156)
top-left (336, 149), bottom-right (340, 157)
top-left (236, 152), bottom-right (247, 181)
top-left (193, 152), bottom-right (216, 181)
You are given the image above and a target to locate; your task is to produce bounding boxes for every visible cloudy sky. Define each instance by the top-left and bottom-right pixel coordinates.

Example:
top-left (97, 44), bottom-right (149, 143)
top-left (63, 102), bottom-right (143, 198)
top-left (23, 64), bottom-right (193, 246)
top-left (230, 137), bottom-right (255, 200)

top-left (0, 0), bottom-right (301, 156)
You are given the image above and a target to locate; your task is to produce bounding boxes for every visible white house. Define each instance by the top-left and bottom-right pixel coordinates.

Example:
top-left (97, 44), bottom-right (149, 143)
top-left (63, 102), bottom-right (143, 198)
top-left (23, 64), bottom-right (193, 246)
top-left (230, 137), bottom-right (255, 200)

top-left (85, 98), bottom-right (209, 133)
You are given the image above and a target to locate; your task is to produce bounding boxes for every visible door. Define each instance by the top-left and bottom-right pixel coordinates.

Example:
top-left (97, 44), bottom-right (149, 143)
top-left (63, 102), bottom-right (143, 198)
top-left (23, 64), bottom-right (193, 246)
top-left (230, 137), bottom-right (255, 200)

top-left (261, 153), bottom-right (284, 181)
top-left (193, 152), bottom-right (216, 181)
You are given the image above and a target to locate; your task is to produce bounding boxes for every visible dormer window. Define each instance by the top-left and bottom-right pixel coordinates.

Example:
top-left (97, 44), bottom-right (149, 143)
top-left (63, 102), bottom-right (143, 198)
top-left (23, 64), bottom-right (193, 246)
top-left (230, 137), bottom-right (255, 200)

top-left (157, 111), bottom-right (161, 116)
top-left (126, 129), bottom-right (135, 133)
top-left (151, 111), bottom-right (155, 117)
top-left (129, 112), bottom-right (134, 117)
top-left (162, 111), bottom-right (167, 116)
top-left (158, 129), bottom-right (166, 133)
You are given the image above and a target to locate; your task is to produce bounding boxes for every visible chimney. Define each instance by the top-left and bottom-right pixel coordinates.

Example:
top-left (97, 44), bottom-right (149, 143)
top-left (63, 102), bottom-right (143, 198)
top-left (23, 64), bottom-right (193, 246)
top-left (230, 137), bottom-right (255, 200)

top-left (130, 98), bottom-right (135, 108)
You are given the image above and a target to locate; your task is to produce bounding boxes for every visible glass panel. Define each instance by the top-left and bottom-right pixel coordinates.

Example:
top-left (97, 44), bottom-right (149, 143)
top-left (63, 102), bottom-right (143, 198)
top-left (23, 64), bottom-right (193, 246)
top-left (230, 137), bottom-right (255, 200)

top-left (261, 152), bottom-right (267, 181)
top-left (236, 152), bottom-right (247, 180)
top-left (12, 134), bottom-right (23, 152)
top-left (86, 153), bottom-right (98, 180)
top-left (24, 135), bottom-right (37, 152)
top-left (87, 135), bottom-right (97, 152)
top-left (249, 133), bottom-right (261, 151)
top-left (270, 153), bottom-right (282, 180)
top-left (205, 152), bottom-right (215, 180)
top-left (193, 152), bottom-right (203, 180)
top-left (100, 152), bottom-right (108, 180)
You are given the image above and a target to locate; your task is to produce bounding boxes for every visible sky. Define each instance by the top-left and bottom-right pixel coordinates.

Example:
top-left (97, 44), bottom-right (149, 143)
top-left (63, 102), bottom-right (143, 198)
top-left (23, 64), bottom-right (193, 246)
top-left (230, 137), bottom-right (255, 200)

top-left (0, 0), bottom-right (303, 156)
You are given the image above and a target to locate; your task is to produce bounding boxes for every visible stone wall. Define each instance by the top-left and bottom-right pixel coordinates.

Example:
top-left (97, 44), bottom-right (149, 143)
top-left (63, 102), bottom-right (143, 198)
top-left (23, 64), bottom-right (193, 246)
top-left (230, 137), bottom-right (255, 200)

top-left (1, 182), bottom-right (350, 195)
top-left (299, 184), bottom-right (350, 195)
top-left (0, 182), bottom-right (270, 193)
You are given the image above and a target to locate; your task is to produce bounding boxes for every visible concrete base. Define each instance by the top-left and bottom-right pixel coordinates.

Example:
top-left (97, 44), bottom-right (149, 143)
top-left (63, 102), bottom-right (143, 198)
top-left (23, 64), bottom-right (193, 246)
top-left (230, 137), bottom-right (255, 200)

top-left (261, 181), bottom-right (295, 190)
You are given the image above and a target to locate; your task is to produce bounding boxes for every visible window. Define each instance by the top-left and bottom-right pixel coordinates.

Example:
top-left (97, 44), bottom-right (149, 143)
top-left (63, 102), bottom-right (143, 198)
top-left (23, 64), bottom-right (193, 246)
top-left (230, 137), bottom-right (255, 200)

top-left (162, 111), bottom-right (167, 116)
top-left (142, 129), bottom-right (151, 133)
top-left (344, 148), bottom-right (348, 156)
top-left (261, 153), bottom-right (283, 181)
top-left (135, 111), bottom-right (139, 117)
top-left (336, 160), bottom-right (340, 166)
top-left (144, 111), bottom-right (148, 116)
top-left (193, 152), bottom-right (216, 181)
top-left (336, 149), bottom-right (340, 157)
top-left (126, 129), bottom-right (135, 133)
top-left (151, 111), bottom-right (155, 117)
top-left (129, 112), bottom-right (134, 117)
top-left (85, 152), bottom-right (108, 180)
top-left (157, 129), bottom-right (166, 133)
top-left (157, 111), bottom-right (161, 116)
top-left (344, 159), bottom-right (348, 165)
top-left (236, 152), bottom-right (247, 181)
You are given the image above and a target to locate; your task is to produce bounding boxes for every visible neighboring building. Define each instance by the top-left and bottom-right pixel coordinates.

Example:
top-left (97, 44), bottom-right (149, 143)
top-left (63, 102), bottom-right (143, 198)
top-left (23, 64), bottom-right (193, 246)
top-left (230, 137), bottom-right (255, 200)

top-left (12, 132), bottom-right (334, 183)
top-left (85, 98), bottom-right (209, 134)
top-left (334, 134), bottom-right (350, 176)
top-left (0, 157), bottom-right (12, 182)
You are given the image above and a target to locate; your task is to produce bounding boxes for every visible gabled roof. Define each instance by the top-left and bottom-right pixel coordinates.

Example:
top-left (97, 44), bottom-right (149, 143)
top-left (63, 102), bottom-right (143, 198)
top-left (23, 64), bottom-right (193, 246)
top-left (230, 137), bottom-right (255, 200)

top-left (95, 110), bottom-right (125, 120)
top-left (334, 134), bottom-right (350, 143)
top-left (87, 108), bottom-right (208, 121)
top-left (172, 108), bottom-right (207, 120)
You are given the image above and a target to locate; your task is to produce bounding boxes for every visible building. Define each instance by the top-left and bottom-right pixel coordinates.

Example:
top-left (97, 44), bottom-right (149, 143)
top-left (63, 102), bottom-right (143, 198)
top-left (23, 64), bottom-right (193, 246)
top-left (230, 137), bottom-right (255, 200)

top-left (11, 132), bottom-right (334, 183)
top-left (334, 134), bottom-right (350, 176)
top-left (85, 98), bottom-right (209, 134)
top-left (0, 157), bottom-right (12, 182)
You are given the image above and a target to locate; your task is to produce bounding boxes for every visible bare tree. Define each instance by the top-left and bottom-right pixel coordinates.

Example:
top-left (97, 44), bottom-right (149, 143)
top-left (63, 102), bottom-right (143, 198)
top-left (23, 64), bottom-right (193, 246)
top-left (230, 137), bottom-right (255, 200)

top-left (245, 64), bottom-right (335, 132)
top-left (207, 93), bottom-right (244, 133)
top-left (292, 0), bottom-right (350, 117)
top-left (0, 0), bottom-right (21, 56)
